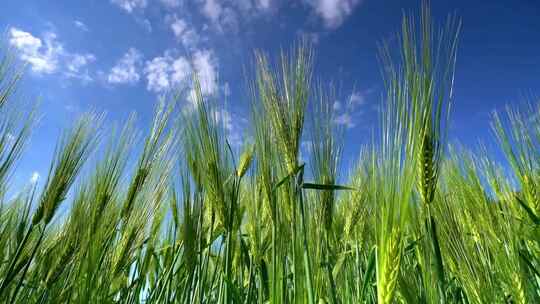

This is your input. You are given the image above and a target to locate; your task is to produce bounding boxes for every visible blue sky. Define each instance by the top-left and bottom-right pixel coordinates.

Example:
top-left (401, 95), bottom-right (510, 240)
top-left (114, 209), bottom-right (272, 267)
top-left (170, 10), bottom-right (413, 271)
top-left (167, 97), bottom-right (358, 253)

top-left (2, 0), bottom-right (540, 187)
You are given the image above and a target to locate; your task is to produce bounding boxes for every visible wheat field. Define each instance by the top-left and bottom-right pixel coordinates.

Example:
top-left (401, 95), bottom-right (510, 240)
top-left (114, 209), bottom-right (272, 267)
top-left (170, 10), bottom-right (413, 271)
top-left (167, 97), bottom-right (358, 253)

top-left (0, 4), bottom-right (539, 304)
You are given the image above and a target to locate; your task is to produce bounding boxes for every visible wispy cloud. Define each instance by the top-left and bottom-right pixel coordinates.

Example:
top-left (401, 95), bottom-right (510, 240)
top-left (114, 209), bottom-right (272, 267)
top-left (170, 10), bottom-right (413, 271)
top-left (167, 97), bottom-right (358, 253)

top-left (236, 0), bottom-right (276, 15)
top-left (334, 112), bottom-right (355, 129)
top-left (9, 28), bottom-right (59, 74)
top-left (67, 54), bottom-right (96, 73)
top-left (145, 54), bottom-right (181, 93)
top-left (169, 16), bottom-right (200, 50)
top-left (306, 0), bottom-right (362, 29)
top-left (107, 48), bottom-right (143, 85)
top-left (110, 0), bottom-right (147, 13)
top-left (256, 0), bottom-right (272, 11)
top-left (348, 90), bottom-right (366, 109)
top-left (65, 53), bottom-right (96, 83)
top-left (196, 0), bottom-right (277, 33)
top-left (74, 20), bottom-right (89, 31)
top-left (201, 0), bottom-right (223, 23)
top-left (199, 0), bottom-right (239, 33)
top-left (332, 88), bottom-right (373, 129)
top-left (144, 48), bottom-right (219, 98)
top-left (192, 49), bottom-right (218, 95)
top-left (144, 51), bottom-right (192, 93)
top-left (9, 27), bottom-right (96, 81)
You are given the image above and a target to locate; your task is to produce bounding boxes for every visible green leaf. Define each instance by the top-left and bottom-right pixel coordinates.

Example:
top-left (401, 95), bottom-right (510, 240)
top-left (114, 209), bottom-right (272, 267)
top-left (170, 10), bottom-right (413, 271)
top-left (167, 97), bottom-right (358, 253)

top-left (519, 249), bottom-right (540, 278)
top-left (360, 246), bottom-right (377, 301)
top-left (272, 163), bottom-right (305, 192)
top-left (515, 195), bottom-right (540, 225)
top-left (403, 236), bottom-right (423, 256)
top-left (301, 182), bottom-right (356, 191)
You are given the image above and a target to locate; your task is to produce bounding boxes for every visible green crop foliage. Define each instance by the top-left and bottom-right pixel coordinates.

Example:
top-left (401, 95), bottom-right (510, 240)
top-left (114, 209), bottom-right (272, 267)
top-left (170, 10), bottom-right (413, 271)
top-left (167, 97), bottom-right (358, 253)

top-left (0, 2), bottom-right (538, 303)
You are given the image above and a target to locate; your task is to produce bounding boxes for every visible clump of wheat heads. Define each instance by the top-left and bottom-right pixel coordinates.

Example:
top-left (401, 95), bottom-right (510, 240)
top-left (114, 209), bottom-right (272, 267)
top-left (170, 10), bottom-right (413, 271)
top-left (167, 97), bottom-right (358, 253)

top-left (253, 41), bottom-right (316, 304)
top-left (310, 84), bottom-right (343, 234)
top-left (376, 1), bottom-right (460, 302)
top-left (254, 41), bottom-right (313, 175)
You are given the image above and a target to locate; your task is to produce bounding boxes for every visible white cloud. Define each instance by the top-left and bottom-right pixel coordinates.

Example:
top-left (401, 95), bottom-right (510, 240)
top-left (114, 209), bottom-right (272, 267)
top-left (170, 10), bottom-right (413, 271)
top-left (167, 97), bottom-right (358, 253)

top-left (111, 0), bottom-right (147, 13)
top-left (144, 52), bottom-right (191, 93)
top-left (145, 56), bottom-right (174, 92)
top-left (220, 8), bottom-right (240, 32)
top-left (236, 0), bottom-right (276, 15)
top-left (348, 91), bottom-right (365, 108)
top-left (198, 0), bottom-right (241, 32)
top-left (108, 48), bottom-right (143, 84)
top-left (201, 0), bottom-right (223, 23)
top-left (171, 57), bottom-right (192, 85)
top-left (8, 27), bottom-right (96, 81)
top-left (256, 0), bottom-right (272, 10)
top-left (171, 18), bottom-right (187, 37)
top-left (110, 0), bottom-right (153, 31)
top-left (30, 171), bottom-right (40, 184)
top-left (332, 89), bottom-right (373, 129)
top-left (192, 49), bottom-right (218, 95)
top-left (9, 28), bottom-right (42, 53)
top-left (334, 112), bottom-right (355, 129)
top-left (144, 49), bottom-right (218, 96)
top-left (170, 17), bottom-right (200, 49)
top-left (67, 54), bottom-right (96, 73)
top-left (74, 20), bottom-right (89, 31)
top-left (65, 54), bottom-right (96, 83)
top-left (193, 0), bottom-right (278, 34)
top-left (306, 0), bottom-right (361, 29)
top-left (9, 28), bottom-right (59, 74)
